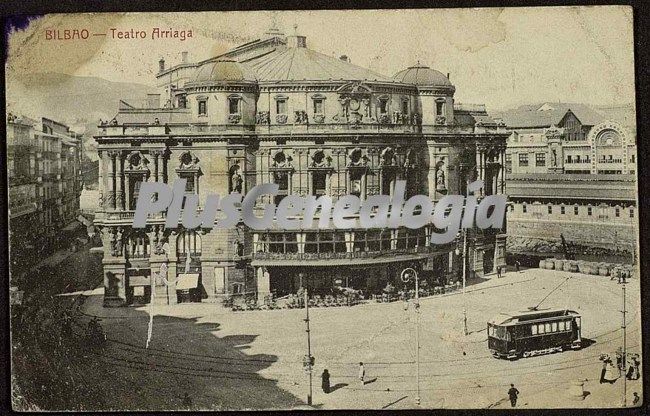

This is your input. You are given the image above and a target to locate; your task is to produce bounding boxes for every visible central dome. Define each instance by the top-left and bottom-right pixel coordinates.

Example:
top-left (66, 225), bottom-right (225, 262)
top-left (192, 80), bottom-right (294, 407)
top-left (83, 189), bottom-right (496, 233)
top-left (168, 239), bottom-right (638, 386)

top-left (189, 59), bottom-right (258, 85)
top-left (392, 65), bottom-right (452, 87)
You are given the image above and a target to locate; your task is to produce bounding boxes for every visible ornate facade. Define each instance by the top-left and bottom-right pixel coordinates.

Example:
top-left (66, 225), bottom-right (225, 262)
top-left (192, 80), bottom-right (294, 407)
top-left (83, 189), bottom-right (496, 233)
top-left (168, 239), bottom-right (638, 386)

top-left (94, 31), bottom-right (509, 307)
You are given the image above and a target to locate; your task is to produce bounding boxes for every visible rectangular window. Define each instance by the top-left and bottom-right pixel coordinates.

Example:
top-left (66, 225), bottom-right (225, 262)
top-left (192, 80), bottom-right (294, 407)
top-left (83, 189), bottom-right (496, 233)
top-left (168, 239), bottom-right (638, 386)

top-left (518, 153), bottom-right (529, 167)
top-left (551, 322), bottom-right (558, 332)
top-left (538, 324), bottom-right (545, 334)
top-left (198, 100), bottom-right (207, 116)
top-left (576, 155), bottom-right (581, 163)
top-left (276, 99), bottom-right (287, 115)
top-left (228, 98), bottom-right (240, 115)
top-left (545, 323), bottom-right (551, 333)
top-left (615, 208), bottom-right (620, 217)
top-left (313, 99), bottom-right (323, 115)
top-left (574, 206), bottom-right (579, 215)
top-left (505, 154), bottom-right (512, 174)
top-left (531, 325), bottom-right (538, 335)
top-left (561, 206), bottom-right (565, 214)
top-left (630, 208), bottom-right (634, 218)
top-left (559, 321), bottom-right (565, 331)
top-left (379, 99), bottom-right (389, 114)
top-left (548, 205), bottom-right (552, 214)
top-left (536, 153), bottom-right (546, 167)
top-left (587, 206), bottom-right (592, 216)
top-left (522, 204), bottom-right (527, 213)
top-left (567, 155), bottom-right (572, 163)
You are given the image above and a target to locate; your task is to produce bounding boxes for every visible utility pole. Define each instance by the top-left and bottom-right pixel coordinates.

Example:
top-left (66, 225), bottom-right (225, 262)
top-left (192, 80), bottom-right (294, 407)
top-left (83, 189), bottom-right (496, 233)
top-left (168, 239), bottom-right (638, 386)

top-left (401, 268), bottom-right (420, 407)
top-left (462, 227), bottom-right (468, 336)
top-left (622, 283), bottom-right (627, 408)
top-left (303, 286), bottom-right (313, 406)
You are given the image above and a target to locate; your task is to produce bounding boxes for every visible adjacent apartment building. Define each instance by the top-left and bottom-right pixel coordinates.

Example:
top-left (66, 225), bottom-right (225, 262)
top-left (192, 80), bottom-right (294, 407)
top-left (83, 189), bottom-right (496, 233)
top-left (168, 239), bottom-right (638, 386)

top-left (7, 114), bottom-right (84, 276)
top-left (94, 29), bottom-right (510, 307)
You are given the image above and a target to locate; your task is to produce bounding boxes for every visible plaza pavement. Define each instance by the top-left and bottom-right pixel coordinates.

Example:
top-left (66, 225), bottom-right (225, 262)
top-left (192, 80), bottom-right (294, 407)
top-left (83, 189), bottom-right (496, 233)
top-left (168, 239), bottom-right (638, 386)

top-left (78, 268), bottom-right (642, 410)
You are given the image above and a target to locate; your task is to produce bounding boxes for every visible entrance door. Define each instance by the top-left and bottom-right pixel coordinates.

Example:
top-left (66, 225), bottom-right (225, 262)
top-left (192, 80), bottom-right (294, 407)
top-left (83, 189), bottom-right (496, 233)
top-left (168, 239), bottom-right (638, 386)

top-left (483, 247), bottom-right (495, 274)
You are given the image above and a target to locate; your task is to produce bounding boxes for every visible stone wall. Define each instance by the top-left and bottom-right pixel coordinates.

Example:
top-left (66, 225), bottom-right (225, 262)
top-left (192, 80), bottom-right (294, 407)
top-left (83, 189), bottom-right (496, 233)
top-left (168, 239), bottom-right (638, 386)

top-left (507, 218), bottom-right (636, 253)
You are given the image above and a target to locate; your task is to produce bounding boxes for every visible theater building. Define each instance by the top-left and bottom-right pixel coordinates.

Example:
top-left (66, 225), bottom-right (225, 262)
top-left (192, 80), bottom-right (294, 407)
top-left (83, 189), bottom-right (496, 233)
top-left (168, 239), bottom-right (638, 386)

top-left (94, 30), bottom-right (509, 307)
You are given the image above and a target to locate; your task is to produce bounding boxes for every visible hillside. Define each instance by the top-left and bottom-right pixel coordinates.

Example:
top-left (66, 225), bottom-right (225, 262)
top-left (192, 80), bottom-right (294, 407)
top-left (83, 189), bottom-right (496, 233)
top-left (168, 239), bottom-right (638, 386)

top-left (6, 72), bottom-right (156, 160)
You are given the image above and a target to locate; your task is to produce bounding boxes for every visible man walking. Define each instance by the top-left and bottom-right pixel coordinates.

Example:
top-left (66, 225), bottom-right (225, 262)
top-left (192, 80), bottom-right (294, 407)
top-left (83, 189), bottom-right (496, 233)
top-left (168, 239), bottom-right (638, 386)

top-left (496, 266), bottom-right (502, 278)
top-left (358, 362), bottom-right (365, 386)
top-left (515, 260), bottom-right (521, 273)
top-left (321, 369), bottom-right (330, 394)
top-left (508, 384), bottom-right (520, 407)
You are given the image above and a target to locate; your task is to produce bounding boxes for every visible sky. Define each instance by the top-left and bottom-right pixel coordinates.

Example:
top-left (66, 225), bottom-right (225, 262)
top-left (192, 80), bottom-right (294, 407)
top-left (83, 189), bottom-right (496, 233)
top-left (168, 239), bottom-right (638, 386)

top-left (5, 6), bottom-right (636, 112)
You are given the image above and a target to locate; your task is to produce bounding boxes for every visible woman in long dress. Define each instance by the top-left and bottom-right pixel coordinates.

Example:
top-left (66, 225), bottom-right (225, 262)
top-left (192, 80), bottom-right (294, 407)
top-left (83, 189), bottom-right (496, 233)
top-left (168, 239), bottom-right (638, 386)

top-left (604, 360), bottom-right (619, 383)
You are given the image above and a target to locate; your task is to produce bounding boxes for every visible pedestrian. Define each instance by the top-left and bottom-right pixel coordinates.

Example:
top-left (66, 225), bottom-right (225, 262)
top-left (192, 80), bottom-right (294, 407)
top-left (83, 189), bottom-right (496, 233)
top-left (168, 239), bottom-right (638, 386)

top-left (600, 360), bottom-right (607, 384)
top-left (182, 392), bottom-right (192, 409)
top-left (604, 360), bottom-right (619, 384)
top-left (508, 384), bottom-right (520, 407)
top-left (515, 260), bottom-right (521, 273)
top-left (497, 266), bottom-right (502, 278)
top-left (358, 362), bottom-right (365, 386)
top-left (633, 356), bottom-right (641, 380)
top-left (633, 392), bottom-right (640, 406)
top-left (321, 369), bottom-right (330, 394)
top-left (627, 361), bottom-right (635, 380)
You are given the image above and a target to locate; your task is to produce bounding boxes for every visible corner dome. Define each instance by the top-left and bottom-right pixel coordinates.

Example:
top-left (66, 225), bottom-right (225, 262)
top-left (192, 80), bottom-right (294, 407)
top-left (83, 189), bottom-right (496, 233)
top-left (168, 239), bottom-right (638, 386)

top-left (189, 59), bottom-right (258, 85)
top-left (392, 65), bottom-right (452, 88)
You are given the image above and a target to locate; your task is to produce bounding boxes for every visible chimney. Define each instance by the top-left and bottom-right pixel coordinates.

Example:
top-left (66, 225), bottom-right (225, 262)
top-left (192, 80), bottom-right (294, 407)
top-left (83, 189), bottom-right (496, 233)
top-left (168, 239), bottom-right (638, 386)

top-left (287, 35), bottom-right (307, 48)
top-left (159, 58), bottom-right (165, 72)
top-left (146, 94), bottom-right (161, 109)
top-left (181, 51), bottom-right (188, 63)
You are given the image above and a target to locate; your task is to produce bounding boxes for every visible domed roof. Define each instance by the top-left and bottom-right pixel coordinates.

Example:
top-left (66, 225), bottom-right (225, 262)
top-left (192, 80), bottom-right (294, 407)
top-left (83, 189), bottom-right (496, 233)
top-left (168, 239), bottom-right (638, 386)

top-left (392, 64), bottom-right (453, 88)
top-left (189, 59), bottom-right (258, 85)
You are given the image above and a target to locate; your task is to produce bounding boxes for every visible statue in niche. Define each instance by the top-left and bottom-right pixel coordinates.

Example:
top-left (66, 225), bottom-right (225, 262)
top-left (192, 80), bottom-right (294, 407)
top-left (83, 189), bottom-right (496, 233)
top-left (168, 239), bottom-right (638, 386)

top-left (230, 167), bottom-right (243, 193)
top-left (552, 149), bottom-right (558, 167)
top-left (436, 169), bottom-right (446, 188)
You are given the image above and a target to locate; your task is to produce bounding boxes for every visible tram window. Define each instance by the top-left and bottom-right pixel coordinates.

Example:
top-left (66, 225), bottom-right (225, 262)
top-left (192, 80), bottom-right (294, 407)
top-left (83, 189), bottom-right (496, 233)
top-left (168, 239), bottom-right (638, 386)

top-left (575, 318), bottom-right (580, 328)
top-left (531, 325), bottom-right (538, 335)
top-left (545, 323), bottom-right (551, 333)
top-left (538, 324), bottom-right (545, 334)
top-left (551, 322), bottom-right (558, 332)
top-left (559, 321), bottom-right (565, 331)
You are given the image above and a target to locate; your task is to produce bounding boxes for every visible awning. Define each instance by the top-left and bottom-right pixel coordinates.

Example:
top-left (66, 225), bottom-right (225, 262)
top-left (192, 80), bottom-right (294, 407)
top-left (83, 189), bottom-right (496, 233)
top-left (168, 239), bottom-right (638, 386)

top-left (176, 274), bottom-right (199, 290)
top-left (129, 275), bottom-right (151, 286)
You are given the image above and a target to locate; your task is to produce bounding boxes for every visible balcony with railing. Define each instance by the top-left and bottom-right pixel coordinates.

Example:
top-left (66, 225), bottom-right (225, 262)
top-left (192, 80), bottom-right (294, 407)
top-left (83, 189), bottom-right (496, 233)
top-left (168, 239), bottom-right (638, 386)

top-left (251, 227), bottom-right (451, 265)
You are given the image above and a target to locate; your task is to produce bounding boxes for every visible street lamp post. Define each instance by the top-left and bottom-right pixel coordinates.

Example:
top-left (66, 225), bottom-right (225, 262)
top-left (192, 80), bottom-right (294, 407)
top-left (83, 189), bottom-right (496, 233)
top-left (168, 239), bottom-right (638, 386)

top-left (299, 273), bottom-right (313, 406)
top-left (455, 230), bottom-right (468, 336)
top-left (401, 267), bottom-right (420, 407)
top-left (622, 283), bottom-right (627, 408)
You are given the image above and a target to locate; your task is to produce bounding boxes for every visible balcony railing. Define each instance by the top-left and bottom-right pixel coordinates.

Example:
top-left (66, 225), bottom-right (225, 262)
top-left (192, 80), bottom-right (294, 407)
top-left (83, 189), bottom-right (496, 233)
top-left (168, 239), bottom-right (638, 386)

top-left (252, 245), bottom-right (433, 261)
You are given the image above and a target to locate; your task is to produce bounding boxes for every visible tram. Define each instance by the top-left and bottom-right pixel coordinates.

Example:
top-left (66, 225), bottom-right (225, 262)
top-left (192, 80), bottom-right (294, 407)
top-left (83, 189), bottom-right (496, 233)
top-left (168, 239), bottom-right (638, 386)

top-left (487, 308), bottom-right (582, 359)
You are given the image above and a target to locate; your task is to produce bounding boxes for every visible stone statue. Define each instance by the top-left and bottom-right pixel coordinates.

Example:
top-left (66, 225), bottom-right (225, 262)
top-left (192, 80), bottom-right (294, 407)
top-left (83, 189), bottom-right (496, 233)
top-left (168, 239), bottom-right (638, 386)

top-left (552, 149), bottom-right (558, 167)
top-left (436, 169), bottom-right (446, 187)
top-left (231, 170), bottom-right (243, 193)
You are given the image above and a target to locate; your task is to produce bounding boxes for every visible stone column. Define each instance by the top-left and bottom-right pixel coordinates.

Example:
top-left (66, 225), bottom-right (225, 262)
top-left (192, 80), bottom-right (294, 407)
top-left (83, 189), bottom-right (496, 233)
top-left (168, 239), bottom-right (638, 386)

top-left (107, 151), bottom-right (116, 210)
top-left (98, 151), bottom-right (104, 209)
top-left (256, 267), bottom-right (270, 304)
top-left (115, 152), bottom-right (124, 210)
